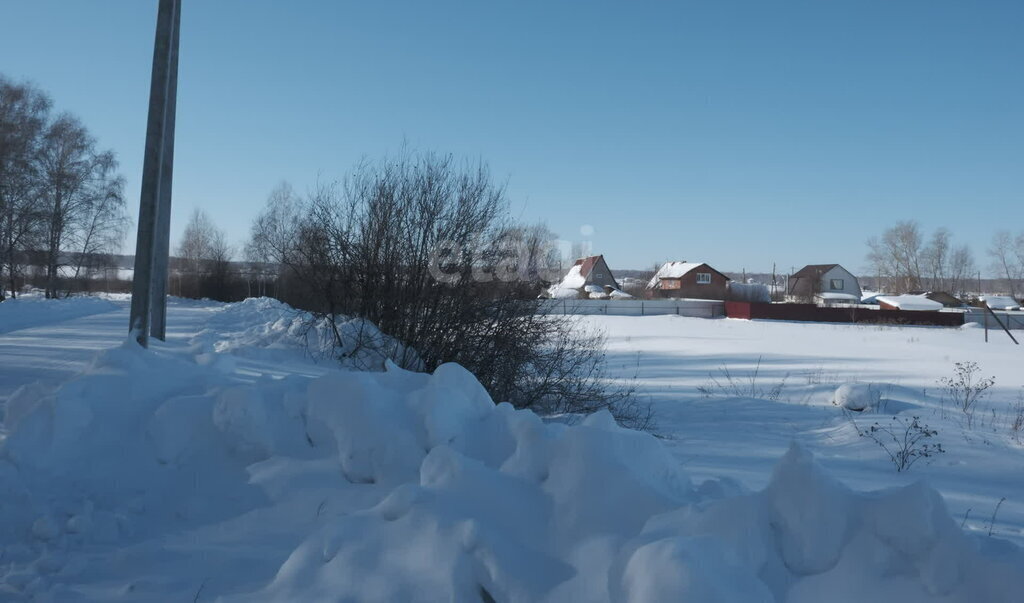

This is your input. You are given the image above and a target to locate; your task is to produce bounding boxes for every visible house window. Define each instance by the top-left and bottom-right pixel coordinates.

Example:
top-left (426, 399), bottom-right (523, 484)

top-left (696, 273), bottom-right (712, 284)
top-left (830, 279), bottom-right (844, 290)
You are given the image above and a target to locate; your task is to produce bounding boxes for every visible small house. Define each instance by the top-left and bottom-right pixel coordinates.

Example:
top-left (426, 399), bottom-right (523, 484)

top-left (646, 262), bottom-right (730, 300)
top-left (546, 255), bottom-right (621, 299)
top-left (788, 264), bottom-right (861, 304)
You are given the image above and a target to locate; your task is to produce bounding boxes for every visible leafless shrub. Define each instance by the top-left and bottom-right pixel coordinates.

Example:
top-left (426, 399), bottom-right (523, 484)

top-left (697, 356), bottom-right (788, 402)
top-left (856, 415), bottom-right (945, 472)
top-left (248, 150), bottom-right (649, 428)
top-left (939, 361), bottom-right (995, 428)
top-left (1010, 391), bottom-right (1024, 443)
top-left (987, 497), bottom-right (1007, 537)
top-left (804, 366), bottom-right (840, 386)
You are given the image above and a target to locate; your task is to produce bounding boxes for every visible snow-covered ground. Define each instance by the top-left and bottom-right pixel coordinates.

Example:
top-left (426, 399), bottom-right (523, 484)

top-left (0, 296), bottom-right (1022, 601)
top-left (591, 315), bottom-right (1024, 543)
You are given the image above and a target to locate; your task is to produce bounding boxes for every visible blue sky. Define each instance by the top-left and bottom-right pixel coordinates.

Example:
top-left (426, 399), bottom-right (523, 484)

top-left (1, 0), bottom-right (1021, 273)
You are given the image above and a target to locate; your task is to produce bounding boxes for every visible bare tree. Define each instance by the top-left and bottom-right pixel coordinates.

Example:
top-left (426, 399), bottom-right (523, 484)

top-left (922, 228), bottom-right (951, 292)
top-left (0, 77), bottom-right (50, 299)
top-left (0, 76), bottom-right (128, 299)
top-left (244, 181), bottom-right (302, 299)
top-left (868, 221), bottom-right (976, 295)
top-left (987, 231), bottom-right (1024, 298)
top-left (67, 151), bottom-right (129, 282)
top-left (947, 244), bottom-right (976, 298)
top-left (176, 208), bottom-right (234, 299)
top-left (35, 114), bottom-right (127, 298)
top-left (205, 224), bottom-right (233, 300)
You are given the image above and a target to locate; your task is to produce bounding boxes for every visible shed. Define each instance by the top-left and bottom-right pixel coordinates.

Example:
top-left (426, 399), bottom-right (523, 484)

top-left (876, 295), bottom-right (944, 311)
top-left (980, 295), bottom-right (1021, 311)
top-left (908, 291), bottom-right (968, 308)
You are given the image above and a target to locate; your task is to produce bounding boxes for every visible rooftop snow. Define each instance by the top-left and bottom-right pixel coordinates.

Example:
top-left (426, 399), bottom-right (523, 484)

top-left (875, 294), bottom-right (944, 311)
top-left (647, 262), bottom-right (705, 288)
top-left (981, 295), bottom-right (1021, 310)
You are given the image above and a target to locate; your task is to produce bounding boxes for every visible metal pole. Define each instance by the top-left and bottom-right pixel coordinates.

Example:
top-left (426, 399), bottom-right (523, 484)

top-left (985, 304), bottom-right (1019, 345)
top-left (129, 0), bottom-right (181, 347)
top-left (150, 0), bottom-right (180, 341)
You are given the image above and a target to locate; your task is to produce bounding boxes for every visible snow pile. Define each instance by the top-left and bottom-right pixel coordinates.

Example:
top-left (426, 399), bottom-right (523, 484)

top-left (0, 295), bottom-right (118, 334)
top-left (4, 337), bottom-right (1019, 597)
top-left (191, 297), bottom-right (418, 370)
top-left (240, 434), bottom-right (1023, 602)
top-left (0, 316), bottom-right (1021, 599)
top-left (548, 286), bottom-right (580, 299)
top-left (832, 382), bottom-right (882, 411)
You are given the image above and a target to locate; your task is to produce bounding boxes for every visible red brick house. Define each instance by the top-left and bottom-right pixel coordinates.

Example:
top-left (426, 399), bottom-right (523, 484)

top-left (646, 262), bottom-right (730, 300)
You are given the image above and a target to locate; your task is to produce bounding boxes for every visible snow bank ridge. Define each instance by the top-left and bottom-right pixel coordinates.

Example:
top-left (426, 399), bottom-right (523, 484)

top-left (0, 336), bottom-right (1021, 601)
top-left (0, 295), bottom-right (119, 335)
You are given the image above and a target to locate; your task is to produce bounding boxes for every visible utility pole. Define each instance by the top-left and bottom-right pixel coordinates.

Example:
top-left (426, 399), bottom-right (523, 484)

top-left (129, 0), bottom-right (181, 347)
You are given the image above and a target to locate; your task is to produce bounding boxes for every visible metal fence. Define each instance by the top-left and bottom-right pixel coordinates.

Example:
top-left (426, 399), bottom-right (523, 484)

top-left (538, 298), bottom-right (725, 318)
top-left (725, 302), bottom-right (964, 327)
top-left (963, 309), bottom-right (1024, 331)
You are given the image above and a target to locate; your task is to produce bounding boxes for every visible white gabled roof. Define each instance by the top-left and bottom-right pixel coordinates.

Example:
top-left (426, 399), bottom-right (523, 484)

top-left (647, 262), bottom-right (705, 289)
top-left (876, 295), bottom-right (943, 311)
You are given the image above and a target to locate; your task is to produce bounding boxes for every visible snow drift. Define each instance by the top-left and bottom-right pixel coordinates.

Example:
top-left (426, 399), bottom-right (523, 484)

top-left (0, 295), bottom-right (119, 334)
top-left (0, 303), bottom-right (1022, 600)
top-left (190, 297), bottom-right (418, 370)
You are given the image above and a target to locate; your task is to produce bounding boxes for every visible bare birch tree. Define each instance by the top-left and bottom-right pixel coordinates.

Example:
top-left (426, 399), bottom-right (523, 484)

top-left (867, 221), bottom-right (924, 293)
top-left (0, 76), bottom-right (127, 299)
top-left (0, 77), bottom-right (50, 299)
top-left (988, 231), bottom-right (1023, 298)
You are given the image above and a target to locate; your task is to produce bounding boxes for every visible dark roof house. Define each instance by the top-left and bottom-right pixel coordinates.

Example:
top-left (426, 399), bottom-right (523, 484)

top-left (788, 264), bottom-right (861, 303)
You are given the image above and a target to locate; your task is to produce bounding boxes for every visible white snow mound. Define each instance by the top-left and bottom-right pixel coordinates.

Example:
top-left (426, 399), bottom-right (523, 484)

top-left (0, 295), bottom-right (119, 334)
top-left (833, 383), bottom-right (882, 411)
top-left (0, 336), bottom-right (1021, 600)
top-left (192, 297), bottom-right (419, 370)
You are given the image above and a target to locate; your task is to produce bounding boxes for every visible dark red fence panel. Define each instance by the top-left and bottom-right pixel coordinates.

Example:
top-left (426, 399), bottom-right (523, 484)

top-left (724, 301), bottom-right (752, 319)
top-left (725, 302), bottom-right (963, 327)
